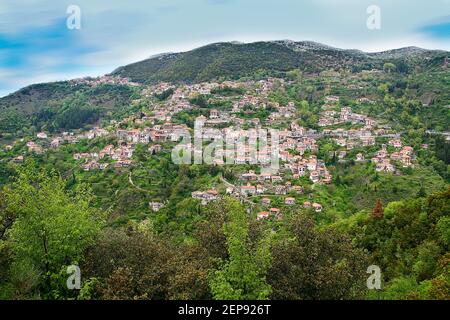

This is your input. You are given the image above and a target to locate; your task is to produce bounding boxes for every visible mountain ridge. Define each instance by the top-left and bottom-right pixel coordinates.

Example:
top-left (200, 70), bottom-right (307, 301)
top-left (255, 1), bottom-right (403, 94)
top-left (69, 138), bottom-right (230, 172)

top-left (110, 40), bottom-right (448, 84)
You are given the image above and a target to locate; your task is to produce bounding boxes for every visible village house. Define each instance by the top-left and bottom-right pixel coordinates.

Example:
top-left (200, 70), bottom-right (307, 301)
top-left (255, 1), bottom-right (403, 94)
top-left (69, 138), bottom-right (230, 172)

top-left (361, 137), bottom-right (376, 146)
top-left (398, 146), bottom-right (414, 166)
top-left (11, 155), bottom-right (24, 163)
top-left (100, 145), bottom-right (115, 158)
top-left (114, 160), bottom-right (133, 168)
top-left (51, 138), bottom-right (62, 148)
top-left (149, 202), bottom-right (165, 212)
top-left (257, 211), bottom-right (271, 220)
top-left (26, 141), bottom-right (43, 154)
top-left (346, 140), bottom-right (356, 150)
top-left (285, 197), bottom-right (296, 205)
top-left (112, 146), bottom-right (133, 160)
top-left (291, 163), bottom-right (307, 176)
top-left (83, 160), bottom-right (99, 171)
top-left (37, 132), bottom-right (48, 139)
top-left (312, 203), bottom-right (323, 212)
top-left (240, 184), bottom-right (256, 196)
top-left (192, 189), bottom-right (219, 205)
top-left (85, 127), bottom-right (109, 140)
top-left (389, 139), bottom-right (402, 148)
top-left (271, 175), bottom-right (283, 183)
top-left (258, 172), bottom-right (272, 182)
top-left (335, 138), bottom-right (347, 147)
top-left (256, 184), bottom-right (266, 195)
top-left (242, 171), bottom-right (258, 181)
top-left (226, 186), bottom-right (235, 194)
top-left (209, 109), bottom-right (219, 119)
top-left (269, 208), bottom-right (281, 216)
top-left (375, 159), bottom-right (395, 173)
top-left (321, 172), bottom-right (333, 184)
top-left (309, 170), bottom-right (320, 183)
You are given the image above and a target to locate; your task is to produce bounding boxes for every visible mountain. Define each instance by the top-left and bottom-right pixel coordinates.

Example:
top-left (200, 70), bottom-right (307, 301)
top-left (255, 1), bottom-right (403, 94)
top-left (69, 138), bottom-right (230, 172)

top-left (111, 40), bottom-right (447, 84)
top-left (111, 40), bottom-right (363, 83)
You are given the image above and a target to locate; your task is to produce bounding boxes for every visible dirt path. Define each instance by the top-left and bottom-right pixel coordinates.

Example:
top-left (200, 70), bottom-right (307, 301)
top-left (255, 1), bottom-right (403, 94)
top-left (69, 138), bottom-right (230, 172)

top-left (128, 171), bottom-right (152, 193)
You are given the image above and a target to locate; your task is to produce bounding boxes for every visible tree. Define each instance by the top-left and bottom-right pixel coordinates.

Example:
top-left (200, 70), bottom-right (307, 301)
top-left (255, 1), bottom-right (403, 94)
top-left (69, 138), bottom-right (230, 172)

top-left (383, 63), bottom-right (396, 73)
top-left (269, 214), bottom-right (369, 299)
top-left (83, 229), bottom-right (174, 300)
top-left (3, 161), bottom-right (105, 298)
top-left (372, 199), bottom-right (384, 219)
top-left (83, 228), bottom-right (214, 300)
top-left (417, 183), bottom-right (427, 198)
top-left (208, 198), bottom-right (272, 300)
top-left (194, 201), bottom-right (229, 260)
top-left (359, 188), bottom-right (450, 299)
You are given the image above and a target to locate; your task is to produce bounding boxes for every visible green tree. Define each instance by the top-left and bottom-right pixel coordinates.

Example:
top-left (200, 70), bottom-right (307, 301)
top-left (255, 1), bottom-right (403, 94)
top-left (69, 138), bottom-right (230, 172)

top-left (208, 198), bottom-right (272, 300)
top-left (3, 161), bottom-right (105, 298)
top-left (383, 63), bottom-right (396, 73)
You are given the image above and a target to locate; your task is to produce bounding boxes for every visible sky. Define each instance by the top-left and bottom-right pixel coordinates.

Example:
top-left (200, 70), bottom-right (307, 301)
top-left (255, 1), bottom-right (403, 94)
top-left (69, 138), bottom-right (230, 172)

top-left (0, 0), bottom-right (449, 97)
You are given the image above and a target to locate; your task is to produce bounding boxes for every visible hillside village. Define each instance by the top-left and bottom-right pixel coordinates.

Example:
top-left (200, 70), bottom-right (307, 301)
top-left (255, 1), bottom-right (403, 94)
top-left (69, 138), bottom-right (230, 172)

top-left (1, 75), bottom-right (433, 221)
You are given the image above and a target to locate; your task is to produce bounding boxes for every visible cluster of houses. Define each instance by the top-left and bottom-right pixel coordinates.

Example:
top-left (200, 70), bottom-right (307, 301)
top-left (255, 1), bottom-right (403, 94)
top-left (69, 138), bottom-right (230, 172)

top-left (371, 143), bottom-right (415, 172)
top-left (332, 136), bottom-right (376, 152)
top-left (116, 123), bottom-right (189, 144)
top-left (71, 75), bottom-right (140, 88)
top-left (256, 78), bottom-right (285, 94)
top-left (74, 144), bottom-right (134, 171)
top-left (318, 107), bottom-right (376, 128)
top-left (268, 102), bottom-right (297, 122)
top-left (195, 111), bottom-right (234, 127)
top-left (233, 94), bottom-right (264, 112)
top-left (191, 189), bottom-right (219, 205)
top-left (288, 155), bottom-right (333, 184)
top-left (256, 200), bottom-right (323, 220)
top-left (236, 172), bottom-right (306, 196)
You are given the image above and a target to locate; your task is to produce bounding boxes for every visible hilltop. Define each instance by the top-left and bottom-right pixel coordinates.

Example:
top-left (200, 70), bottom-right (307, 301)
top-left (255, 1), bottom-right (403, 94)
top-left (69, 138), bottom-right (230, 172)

top-left (111, 40), bottom-right (447, 83)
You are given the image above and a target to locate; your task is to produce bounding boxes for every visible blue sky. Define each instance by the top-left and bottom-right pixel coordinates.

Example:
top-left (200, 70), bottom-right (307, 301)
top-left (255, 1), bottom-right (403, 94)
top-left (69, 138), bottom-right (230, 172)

top-left (0, 0), bottom-right (449, 97)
